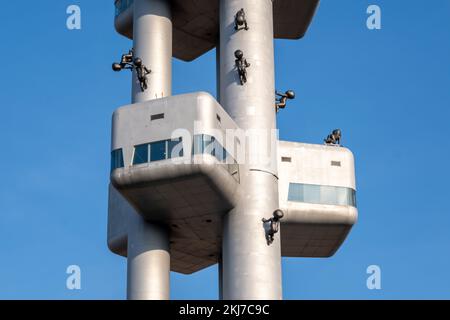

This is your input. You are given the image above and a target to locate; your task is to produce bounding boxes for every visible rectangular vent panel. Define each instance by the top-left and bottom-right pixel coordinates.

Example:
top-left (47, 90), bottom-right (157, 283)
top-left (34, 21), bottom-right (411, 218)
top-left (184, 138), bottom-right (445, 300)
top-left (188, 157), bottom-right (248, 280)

top-left (151, 113), bottom-right (165, 121)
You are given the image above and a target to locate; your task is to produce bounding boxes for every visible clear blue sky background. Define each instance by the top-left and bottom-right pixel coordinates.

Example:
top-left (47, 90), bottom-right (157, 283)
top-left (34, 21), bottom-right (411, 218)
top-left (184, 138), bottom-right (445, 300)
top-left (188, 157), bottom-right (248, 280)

top-left (0, 0), bottom-right (449, 299)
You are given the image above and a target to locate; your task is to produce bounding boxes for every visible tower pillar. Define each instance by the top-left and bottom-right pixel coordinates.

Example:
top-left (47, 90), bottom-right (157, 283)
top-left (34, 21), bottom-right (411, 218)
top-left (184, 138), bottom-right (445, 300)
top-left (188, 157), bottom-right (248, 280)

top-left (127, 0), bottom-right (172, 300)
top-left (219, 0), bottom-right (283, 300)
top-left (132, 0), bottom-right (172, 103)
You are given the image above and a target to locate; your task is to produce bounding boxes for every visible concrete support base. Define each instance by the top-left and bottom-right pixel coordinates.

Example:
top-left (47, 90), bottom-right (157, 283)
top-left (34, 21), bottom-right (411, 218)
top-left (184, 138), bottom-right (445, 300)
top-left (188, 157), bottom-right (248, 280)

top-left (127, 215), bottom-right (170, 300)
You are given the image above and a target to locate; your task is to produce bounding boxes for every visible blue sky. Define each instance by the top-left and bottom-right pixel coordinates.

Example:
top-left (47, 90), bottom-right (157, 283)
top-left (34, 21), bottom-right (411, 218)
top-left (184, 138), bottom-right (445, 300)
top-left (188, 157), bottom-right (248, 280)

top-left (0, 0), bottom-right (449, 299)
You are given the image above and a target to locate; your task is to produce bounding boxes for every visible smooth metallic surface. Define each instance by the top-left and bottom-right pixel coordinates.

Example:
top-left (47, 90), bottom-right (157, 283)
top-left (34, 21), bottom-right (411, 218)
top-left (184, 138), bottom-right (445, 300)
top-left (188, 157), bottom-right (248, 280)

top-left (127, 214), bottom-right (170, 300)
top-left (127, 0), bottom-right (172, 300)
top-left (107, 184), bottom-right (132, 257)
top-left (219, 0), bottom-right (282, 300)
top-left (132, 0), bottom-right (172, 102)
top-left (114, 0), bottom-right (320, 61)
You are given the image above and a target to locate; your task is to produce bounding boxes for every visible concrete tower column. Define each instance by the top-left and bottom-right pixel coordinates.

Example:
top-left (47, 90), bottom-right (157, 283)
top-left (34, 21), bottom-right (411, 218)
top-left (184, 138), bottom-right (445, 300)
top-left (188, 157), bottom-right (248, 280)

top-left (219, 0), bottom-right (282, 299)
top-left (127, 0), bottom-right (172, 300)
top-left (132, 0), bottom-right (172, 103)
top-left (127, 214), bottom-right (170, 300)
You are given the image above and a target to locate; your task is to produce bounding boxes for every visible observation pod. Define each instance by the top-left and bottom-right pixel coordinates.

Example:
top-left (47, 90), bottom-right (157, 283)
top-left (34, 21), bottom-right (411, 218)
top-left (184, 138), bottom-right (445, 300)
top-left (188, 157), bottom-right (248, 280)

top-left (278, 141), bottom-right (358, 257)
top-left (109, 92), bottom-right (241, 273)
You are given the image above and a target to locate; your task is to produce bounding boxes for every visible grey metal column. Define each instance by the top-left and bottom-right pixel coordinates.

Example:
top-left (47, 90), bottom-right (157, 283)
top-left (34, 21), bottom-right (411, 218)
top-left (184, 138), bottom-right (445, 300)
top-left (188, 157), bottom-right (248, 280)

top-left (219, 0), bottom-right (282, 299)
top-left (127, 215), bottom-right (170, 299)
top-left (127, 0), bottom-right (172, 300)
top-left (132, 0), bottom-right (172, 103)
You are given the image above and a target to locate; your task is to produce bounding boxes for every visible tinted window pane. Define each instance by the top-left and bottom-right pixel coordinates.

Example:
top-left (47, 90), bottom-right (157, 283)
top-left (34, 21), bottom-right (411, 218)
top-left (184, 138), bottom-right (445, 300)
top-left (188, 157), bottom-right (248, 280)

top-left (193, 134), bottom-right (237, 165)
top-left (304, 184), bottom-right (321, 204)
top-left (288, 183), bottom-right (356, 207)
top-left (333, 186), bottom-right (348, 206)
top-left (133, 144), bottom-right (148, 165)
top-left (214, 140), bottom-right (225, 161)
top-left (111, 149), bottom-right (124, 171)
top-left (203, 135), bottom-right (215, 156)
top-left (150, 140), bottom-right (167, 162)
top-left (193, 134), bottom-right (203, 154)
top-left (288, 183), bottom-right (302, 201)
top-left (168, 138), bottom-right (183, 159)
top-left (351, 190), bottom-right (357, 207)
top-left (320, 185), bottom-right (337, 205)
